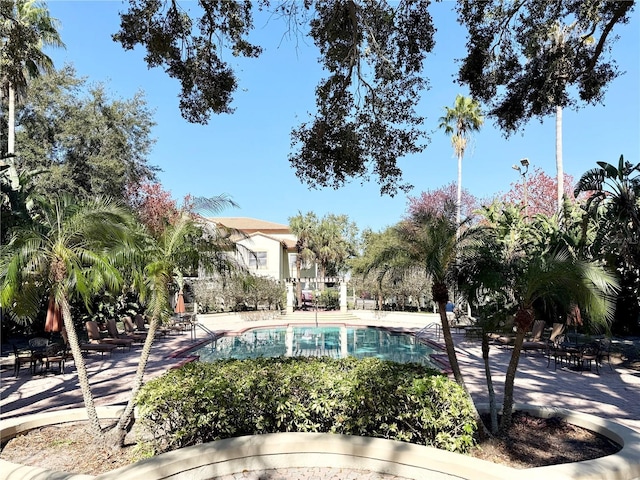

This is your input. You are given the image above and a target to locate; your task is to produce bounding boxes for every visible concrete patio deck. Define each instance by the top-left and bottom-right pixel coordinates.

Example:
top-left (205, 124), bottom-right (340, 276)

top-left (1, 311), bottom-right (639, 479)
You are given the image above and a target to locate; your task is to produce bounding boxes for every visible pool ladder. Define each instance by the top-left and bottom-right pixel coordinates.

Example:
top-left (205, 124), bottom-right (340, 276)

top-left (190, 319), bottom-right (219, 343)
top-left (416, 322), bottom-right (442, 341)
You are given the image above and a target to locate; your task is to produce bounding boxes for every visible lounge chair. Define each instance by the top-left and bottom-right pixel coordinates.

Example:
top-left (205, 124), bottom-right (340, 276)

top-left (521, 320), bottom-right (547, 352)
top-left (488, 315), bottom-right (517, 347)
top-left (105, 319), bottom-right (143, 345)
top-left (87, 320), bottom-right (133, 351)
top-left (118, 317), bottom-right (147, 342)
top-left (131, 313), bottom-right (167, 338)
top-left (524, 321), bottom-right (566, 354)
top-left (490, 332), bottom-right (515, 347)
top-left (61, 327), bottom-right (117, 357)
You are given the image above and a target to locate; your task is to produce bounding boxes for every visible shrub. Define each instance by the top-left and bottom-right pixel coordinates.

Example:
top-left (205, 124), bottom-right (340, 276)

top-left (136, 357), bottom-right (476, 455)
top-left (318, 289), bottom-right (340, 310)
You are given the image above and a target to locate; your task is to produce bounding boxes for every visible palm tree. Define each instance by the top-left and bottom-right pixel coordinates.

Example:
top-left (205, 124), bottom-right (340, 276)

top-left (499, 248), bottom-right (617, 433)
top-left (313, 214), bottom-right (358, 282)
top-left (543, 21), bottom-right (595, 214)
top-left (289, 211), bottom-right (318, 306)
top-left (0, 160), bottom-right (46, 244)
top-left (364, 208), bottom-right (468, 385)
top-left (0, 194), bottom-right (133, 441)
top-left (368, 210), bottom-right (490, 438)
top-left (391, 211), bottom-right (467, 385)
top-left (352, 227), bottom-right (410, 312)
top-left (455, 211), bottom-right (509, 434)
top-left (574, 155), bottom-right (640, 334)
top-left (105, 197), bottom-right (240, 447)
top-left (472, 204), bottom-right (618, 433)
top-left (574, 155), bottom-right (640, 250)
top-left (1, 0), bottom-right (65, 155)
top-left (438, 94), bottom-right (484, 236)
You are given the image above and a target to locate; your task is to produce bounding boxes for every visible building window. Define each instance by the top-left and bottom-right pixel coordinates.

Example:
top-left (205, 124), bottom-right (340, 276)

top-left (249, 251), bottom-right (267, 269)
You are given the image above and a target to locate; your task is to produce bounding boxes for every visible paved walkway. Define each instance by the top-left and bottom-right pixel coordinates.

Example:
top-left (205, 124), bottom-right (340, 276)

top-left (2, 311), bottom-right (639, 463)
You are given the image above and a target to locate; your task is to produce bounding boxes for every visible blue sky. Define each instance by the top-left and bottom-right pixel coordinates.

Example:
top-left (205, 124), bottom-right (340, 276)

top-left (45, 1), bottom-right (639, 233)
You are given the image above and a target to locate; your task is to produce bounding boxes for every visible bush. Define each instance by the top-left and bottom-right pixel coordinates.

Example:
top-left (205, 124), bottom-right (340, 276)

top-left (318, 289), bottom-right (340, 310)
top-left (136, 357), bottom-right (476, 455)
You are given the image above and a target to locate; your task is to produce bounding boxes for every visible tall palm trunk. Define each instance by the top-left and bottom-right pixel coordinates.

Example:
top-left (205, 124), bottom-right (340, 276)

top-left (436, 299), bottom-right (464, 385)
top-left (456, 152), bottom-right (463, 238)
top-left (555, 105), bottom-right (563, 214)
top-left (8, 83), bottom-right (15, 154)
top-left (436, 297), bottom-right (489, 439)
top-left (60, 297), bottom-right (104, 442)
top-left (106, 315), bottom-right (160, 448)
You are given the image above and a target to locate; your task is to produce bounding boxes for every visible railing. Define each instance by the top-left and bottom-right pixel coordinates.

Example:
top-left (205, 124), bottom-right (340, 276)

top-left (189, 318), bottom-right (218, 343)
top-left (415, 322), bottom-right (442, 341)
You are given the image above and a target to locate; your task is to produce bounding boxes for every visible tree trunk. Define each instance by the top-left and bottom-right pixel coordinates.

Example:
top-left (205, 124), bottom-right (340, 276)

top-left (436, 299), bottom-right (489, 439)
top-left (481, 333), bottom-right (499, 434)
top-left (295, 255), bottom-right (302, 307)
top-left (106, 315), bottom-right (160, 448)
top-left (555, 105), bottom-right (563, 214)
top-left (319, 264), bottom-right (326, 291)
top-left (8, 83), bottom-right (15, 154)
top-left (456, 152), bottom-right (463, 238)
top-left (437, 300), bottom-right (464, 386)
top-left (60, 297), bottom-right (105, 442)
top-left (499, 327), bottom-right (527, 435)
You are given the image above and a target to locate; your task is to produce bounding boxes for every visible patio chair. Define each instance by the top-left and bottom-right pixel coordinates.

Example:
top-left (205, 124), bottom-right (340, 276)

top-left (546, 334), bottom-right (575, 370)
top-left (597, 337), bottom-right (613, 371)
top-left (12, 344), bottom-right (39, 376)
top-left (577, 341), bottom-right (600, 374)
top-left (40, 343), bottom-right (68, 374)
top-left (27, 337), bottom-right (51, 373)
top-left (168, 314), bottom-right (192, 335)
top-left (87, 320), bottom-right (133, 351)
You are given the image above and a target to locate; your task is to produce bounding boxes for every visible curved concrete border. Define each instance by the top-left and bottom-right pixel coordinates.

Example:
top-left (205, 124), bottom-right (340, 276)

top-left (1, 405), bottom-right (639, 480)
top-left (0, 406), bottom-right (125, 480)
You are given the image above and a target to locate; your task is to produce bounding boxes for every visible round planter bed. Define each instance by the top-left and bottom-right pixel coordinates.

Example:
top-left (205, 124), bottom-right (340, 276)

top-left (1, 405), bottom-right (639, 480)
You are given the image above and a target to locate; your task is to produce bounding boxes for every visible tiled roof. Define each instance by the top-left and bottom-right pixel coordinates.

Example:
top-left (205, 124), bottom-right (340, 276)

top-left (209, 217), bottom-right (290, 233)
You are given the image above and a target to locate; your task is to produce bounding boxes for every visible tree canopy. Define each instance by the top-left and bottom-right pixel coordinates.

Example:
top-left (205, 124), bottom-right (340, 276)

top-left (456, 0), bottom-right (635, 134)
top-left (502, 167), bottom-right (577, 219)
top-left (110, 0), bottom-right (634, 196)
top-left (114, 0), bottom-right (434, 196)
top-left (0, 0), bottom-right (64, 99)
top-left (5, 66), bottom-right (158, 202)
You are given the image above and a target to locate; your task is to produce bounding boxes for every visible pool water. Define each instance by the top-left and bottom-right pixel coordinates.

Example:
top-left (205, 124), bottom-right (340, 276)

top-left (191, 325), bottom-right (441, 369)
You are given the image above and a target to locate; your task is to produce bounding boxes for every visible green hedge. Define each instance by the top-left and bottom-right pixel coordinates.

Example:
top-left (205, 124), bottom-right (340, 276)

top-left (136, 357), bottom-right (476, 454)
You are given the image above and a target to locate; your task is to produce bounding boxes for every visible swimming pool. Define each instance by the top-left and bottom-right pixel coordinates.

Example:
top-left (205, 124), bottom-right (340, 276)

top-left (189, 325), bottom-right (442, 370)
